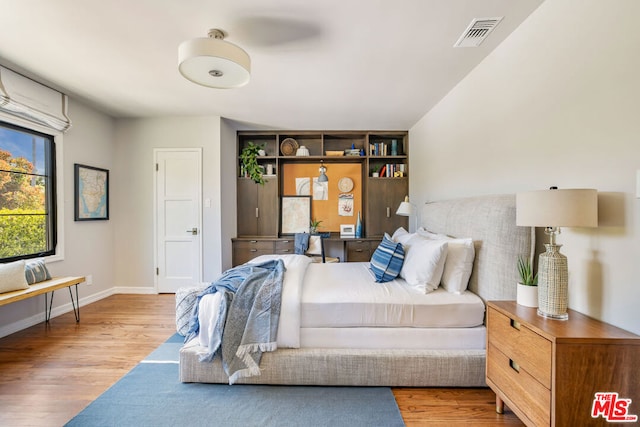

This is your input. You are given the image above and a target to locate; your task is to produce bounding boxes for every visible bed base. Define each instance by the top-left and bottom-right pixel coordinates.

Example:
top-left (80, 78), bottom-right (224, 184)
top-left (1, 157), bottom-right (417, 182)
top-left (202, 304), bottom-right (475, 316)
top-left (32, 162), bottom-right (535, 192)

top-left (180, 341), bottom-right (486, 387)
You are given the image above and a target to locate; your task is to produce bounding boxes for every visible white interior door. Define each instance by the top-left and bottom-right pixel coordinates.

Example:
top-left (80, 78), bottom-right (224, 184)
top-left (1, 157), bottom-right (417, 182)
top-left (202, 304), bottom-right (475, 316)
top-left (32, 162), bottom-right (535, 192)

top-left (155, 149), bottom-right (202, 293)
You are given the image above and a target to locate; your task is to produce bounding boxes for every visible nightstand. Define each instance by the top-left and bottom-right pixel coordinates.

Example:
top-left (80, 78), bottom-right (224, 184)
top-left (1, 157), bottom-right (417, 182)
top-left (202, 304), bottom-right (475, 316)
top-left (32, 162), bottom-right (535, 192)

top-left (486, 300), bottom-right (640, 427)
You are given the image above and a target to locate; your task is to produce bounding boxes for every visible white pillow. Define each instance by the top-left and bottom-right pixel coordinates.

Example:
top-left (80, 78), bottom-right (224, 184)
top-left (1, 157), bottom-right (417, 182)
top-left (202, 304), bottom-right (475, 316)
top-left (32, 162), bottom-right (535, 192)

top-left (399, 234), bottom-right (448, 293)
top-left (440, 238), bottom-right (475, 294)
top-left (0, 260), bottom-right (29, 294)
top-left (391, 227), bottom-right (412, 244)
top-left (417, 227), bottom-right (440, 239)
top-left (417, 228), bottom-right (475, 294)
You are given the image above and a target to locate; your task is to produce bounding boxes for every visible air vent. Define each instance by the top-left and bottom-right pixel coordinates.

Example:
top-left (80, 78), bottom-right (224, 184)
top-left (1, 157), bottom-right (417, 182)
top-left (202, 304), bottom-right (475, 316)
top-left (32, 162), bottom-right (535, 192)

top-left (454, 17), bottom-right (503, 48)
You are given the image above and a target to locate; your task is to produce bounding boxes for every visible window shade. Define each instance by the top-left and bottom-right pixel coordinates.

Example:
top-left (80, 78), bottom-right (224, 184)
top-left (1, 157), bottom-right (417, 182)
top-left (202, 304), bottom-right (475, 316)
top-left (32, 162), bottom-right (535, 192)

top-left (0, 66), bottom-right (71, 132)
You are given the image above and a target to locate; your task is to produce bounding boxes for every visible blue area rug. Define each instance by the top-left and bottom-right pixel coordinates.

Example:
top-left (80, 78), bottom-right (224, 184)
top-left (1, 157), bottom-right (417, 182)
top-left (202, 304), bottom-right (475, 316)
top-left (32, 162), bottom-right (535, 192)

top-left (66, 334), bottom-right (405, 427)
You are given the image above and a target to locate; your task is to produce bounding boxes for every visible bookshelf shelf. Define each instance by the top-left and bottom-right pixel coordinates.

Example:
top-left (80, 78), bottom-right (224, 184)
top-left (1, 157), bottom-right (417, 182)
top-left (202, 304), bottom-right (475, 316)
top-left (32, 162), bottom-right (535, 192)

top-left (236, 130), bottom-right (409, 241)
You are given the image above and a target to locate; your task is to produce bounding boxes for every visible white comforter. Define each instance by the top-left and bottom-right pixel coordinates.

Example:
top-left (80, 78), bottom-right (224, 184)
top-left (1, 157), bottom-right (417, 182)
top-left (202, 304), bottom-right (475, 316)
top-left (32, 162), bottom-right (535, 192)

top-left (198, 254), bottom-right (486, 351)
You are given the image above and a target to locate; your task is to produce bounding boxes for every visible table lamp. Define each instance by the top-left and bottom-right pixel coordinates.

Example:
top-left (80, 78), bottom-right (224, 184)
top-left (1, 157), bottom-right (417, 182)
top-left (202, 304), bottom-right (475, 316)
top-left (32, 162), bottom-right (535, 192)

top-left (396, 196), bottom-right (416, 231)
top-left (516, 187), bottom-right (598, 320)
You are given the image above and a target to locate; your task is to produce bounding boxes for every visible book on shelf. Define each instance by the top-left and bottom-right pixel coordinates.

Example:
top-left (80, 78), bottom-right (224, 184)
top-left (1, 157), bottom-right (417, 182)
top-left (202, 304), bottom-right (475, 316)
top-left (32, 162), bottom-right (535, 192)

top-left (369, 142), bottom-right (388, 156)
top-left (371, 163), bottom-right (406, 178)
top-left (369, 141), bottom-right (404, 156)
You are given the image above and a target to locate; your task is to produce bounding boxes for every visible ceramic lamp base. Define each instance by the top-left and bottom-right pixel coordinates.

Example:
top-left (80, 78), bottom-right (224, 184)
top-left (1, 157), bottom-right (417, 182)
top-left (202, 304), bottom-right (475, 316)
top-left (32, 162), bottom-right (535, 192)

top-left (537, 243), bottom-right (569, 320)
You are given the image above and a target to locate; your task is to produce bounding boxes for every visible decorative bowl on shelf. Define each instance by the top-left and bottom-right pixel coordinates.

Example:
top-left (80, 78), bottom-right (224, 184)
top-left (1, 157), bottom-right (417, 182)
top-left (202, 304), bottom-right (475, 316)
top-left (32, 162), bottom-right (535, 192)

top-left (280, 138), bottom-right (298, 156)
top-left (325, 150), bottom-right (344, 156)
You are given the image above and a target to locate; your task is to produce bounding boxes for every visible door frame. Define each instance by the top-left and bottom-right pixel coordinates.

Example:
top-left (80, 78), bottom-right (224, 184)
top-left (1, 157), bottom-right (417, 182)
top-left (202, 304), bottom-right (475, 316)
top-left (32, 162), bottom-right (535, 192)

top-left (153, 147), bottom-right (203, 293)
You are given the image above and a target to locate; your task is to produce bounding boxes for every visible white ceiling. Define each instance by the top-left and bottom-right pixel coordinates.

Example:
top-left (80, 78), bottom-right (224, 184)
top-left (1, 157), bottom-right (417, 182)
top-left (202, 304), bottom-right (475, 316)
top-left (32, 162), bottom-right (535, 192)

top-left (0, 0), bottom-right (543, 130)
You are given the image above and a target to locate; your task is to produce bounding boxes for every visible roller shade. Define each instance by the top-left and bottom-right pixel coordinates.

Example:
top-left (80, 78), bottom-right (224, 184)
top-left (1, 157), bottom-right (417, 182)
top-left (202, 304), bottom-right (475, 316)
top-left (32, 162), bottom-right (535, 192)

top-left (0, 66), bottom-right (71, 132)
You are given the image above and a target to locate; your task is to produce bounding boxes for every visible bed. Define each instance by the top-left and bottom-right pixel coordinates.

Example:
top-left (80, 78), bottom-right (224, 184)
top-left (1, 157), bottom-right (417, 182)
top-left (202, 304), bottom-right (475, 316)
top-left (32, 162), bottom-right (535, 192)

top-left (179, 194), bottom-right (534, 387)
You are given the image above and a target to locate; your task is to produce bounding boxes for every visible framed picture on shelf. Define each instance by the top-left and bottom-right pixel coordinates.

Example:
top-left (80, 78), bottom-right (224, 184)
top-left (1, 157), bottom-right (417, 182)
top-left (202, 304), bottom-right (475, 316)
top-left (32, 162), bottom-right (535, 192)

top-left (281, 195), bottom-right (311, 234)
top-left (74, 163), bottom-right (109, 221)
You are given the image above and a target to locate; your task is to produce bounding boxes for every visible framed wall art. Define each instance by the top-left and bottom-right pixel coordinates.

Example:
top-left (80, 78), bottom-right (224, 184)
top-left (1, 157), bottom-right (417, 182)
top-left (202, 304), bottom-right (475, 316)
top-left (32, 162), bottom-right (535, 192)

top-left (281, 195), bottom-right (311, 234)
top-left (74, 163), bottom-right (109, 221)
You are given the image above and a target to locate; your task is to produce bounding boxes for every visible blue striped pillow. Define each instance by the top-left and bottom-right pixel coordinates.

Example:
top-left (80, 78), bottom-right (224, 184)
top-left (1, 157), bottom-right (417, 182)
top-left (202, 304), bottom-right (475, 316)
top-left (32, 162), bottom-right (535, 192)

top-left (369, 234), bottom-right (405, 282)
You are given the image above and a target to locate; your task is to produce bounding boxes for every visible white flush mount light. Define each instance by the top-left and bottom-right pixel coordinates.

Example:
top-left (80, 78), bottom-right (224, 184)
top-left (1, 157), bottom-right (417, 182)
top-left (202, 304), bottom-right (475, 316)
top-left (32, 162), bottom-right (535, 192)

top-left (178, 29), bottom-right (251, 89)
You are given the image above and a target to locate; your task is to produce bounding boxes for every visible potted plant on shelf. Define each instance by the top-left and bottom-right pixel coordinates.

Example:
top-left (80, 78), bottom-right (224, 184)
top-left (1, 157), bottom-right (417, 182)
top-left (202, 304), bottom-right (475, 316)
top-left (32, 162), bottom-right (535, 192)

top-left (516, 256), bottom-right (538, 307)
top-left (240, 142), bottom-right (266, 185)
top-left (309, 218), bottom-right (323, 234)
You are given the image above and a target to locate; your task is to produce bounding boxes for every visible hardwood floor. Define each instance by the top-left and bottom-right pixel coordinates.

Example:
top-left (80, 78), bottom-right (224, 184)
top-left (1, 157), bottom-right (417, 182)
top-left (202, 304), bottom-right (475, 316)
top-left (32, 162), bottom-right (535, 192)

top-left (0, 294), bottom-right (524, 426)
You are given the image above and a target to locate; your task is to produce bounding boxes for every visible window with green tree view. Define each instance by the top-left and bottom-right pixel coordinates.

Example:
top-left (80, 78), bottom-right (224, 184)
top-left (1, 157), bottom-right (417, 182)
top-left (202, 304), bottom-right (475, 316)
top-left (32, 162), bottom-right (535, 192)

top-left (0, 121), bottom-right (56, 262)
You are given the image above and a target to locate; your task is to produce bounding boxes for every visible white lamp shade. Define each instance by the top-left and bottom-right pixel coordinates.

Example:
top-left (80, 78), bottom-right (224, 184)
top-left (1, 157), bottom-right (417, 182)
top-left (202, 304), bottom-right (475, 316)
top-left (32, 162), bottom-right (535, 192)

top-left (396, 197), bottom-right (414, 216)
top-left (178, 36), bottom-right (250, 88)
top-left (516, 188), bottom-right (598, 227)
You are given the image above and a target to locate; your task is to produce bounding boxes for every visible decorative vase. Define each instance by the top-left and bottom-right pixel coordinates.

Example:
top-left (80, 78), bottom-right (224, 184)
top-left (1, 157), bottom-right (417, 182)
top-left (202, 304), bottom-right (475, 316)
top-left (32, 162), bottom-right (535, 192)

top-left (295, 146), bottom-right (309, 156)
top-left (538, 244), bottom-right (568, 320)
top-left (516, 283), bottom-right (538, 308)
top-left (355, 212), bottom-right (362, 238)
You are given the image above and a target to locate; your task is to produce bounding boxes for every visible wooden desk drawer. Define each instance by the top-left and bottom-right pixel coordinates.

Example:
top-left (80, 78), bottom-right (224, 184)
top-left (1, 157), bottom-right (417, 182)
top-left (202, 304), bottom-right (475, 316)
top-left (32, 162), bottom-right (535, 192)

top-left (275, 239), bottom-right (294, 254)
top-left (487, 343), bottom-right (550, 427)
top-left (346, 240), bottom-right (373, 262)
top-left (233, 240), bottom-right (274, 250)
top-left (232, 248), bottom-right (272, 266)
top-left (346, 240), bottom-right (372, 250)
top-left (488, 307), bottom-right (552, 389)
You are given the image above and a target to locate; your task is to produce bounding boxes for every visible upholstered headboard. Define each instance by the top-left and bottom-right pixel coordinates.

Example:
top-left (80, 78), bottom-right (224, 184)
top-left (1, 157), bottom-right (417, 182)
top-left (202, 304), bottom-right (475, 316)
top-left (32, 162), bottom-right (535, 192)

top-left (421, 194), bottom-right (535, 302)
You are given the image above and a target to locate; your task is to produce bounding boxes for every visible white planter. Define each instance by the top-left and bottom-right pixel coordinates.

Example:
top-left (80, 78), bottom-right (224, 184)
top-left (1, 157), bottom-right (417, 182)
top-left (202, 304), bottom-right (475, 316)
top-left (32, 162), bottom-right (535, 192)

top-left (516, 283), bottom-right (538, 308)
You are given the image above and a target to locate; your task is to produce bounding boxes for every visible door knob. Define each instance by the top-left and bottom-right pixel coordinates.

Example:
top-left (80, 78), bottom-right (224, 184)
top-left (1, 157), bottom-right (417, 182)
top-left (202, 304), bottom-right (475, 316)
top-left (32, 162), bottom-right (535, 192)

top-left (186, 228), bottom-right (198, 235)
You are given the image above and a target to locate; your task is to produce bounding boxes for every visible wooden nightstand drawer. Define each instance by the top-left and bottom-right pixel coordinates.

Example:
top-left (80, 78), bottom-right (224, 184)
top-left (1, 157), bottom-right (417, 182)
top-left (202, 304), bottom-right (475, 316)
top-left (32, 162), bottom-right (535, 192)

top-left (275, 239), bottom-right (294, 254)
top-left (487, 342), bottom-right (550, 426)
top-left (488, 307), bottom-right (552, 389)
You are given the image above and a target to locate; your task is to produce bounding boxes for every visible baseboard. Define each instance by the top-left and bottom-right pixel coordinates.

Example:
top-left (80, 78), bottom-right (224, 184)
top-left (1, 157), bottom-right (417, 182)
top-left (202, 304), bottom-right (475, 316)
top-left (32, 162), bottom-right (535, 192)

top-left (0, 286), bottom-right (158, 338)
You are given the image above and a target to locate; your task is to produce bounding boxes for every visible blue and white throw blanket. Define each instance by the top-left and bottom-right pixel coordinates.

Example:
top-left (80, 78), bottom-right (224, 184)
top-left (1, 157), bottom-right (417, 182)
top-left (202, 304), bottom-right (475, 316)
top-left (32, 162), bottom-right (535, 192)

top-left (184, 259), bottom-right (286, 384)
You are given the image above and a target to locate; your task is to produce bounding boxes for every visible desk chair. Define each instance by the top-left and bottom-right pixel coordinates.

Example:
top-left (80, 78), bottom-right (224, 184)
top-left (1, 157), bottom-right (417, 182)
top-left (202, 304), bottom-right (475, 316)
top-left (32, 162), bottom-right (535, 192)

top-left (305, 234), bottom-right (340, 263)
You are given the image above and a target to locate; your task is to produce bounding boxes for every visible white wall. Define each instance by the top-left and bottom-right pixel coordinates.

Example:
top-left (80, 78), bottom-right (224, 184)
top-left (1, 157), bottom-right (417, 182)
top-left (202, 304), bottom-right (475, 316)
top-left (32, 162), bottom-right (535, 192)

top-left (409, 0), bottom-right (640, 334)
top-left (0, 99), bottom-right (116, 336)
top-left (220, 119), bottom-right (239, 271)
top-left (113, 116), bottom-right (225, 290)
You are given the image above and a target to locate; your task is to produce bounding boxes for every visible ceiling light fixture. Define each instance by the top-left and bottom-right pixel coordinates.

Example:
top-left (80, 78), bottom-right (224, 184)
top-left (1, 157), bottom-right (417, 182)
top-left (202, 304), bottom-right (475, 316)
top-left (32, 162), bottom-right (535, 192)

top-left (178, 29), bottom-right (251, 89)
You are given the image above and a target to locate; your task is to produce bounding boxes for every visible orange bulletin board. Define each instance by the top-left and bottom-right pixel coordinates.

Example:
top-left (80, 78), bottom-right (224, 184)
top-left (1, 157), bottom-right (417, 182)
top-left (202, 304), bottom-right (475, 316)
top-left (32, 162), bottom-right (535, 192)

top-left (281, 163), bottom-right (363, 233)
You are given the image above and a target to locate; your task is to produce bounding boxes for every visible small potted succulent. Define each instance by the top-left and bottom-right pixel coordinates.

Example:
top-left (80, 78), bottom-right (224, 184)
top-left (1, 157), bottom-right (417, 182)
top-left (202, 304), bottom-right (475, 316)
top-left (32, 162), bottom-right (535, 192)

top-left (516, 256), bottom-right (538, 307)
top-left (309, 218), bottom-right (323, 234)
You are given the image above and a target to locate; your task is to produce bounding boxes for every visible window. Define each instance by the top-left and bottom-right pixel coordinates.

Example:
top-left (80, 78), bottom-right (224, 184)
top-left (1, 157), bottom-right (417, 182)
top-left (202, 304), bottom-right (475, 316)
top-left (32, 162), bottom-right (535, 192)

top-left (0, 120), bottom-right (56, 262)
